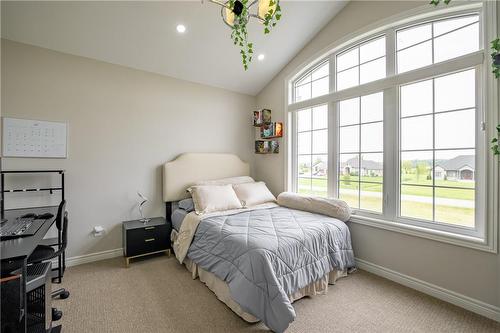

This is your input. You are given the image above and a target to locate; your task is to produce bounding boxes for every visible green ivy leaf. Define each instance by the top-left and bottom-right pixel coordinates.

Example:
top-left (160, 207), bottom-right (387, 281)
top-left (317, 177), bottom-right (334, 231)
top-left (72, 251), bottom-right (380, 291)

top-left (491, 38), bottom-right (500, 50)
top-left (264, 27), bottom-right (270, 34)
top-left (492, 137), bottom-right (498, 143)
top-left (492, 145), bottom-right (500, 155)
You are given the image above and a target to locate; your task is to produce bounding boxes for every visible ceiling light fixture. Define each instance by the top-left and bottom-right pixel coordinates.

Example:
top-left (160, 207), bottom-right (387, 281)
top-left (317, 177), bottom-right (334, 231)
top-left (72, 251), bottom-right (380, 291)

top-left (206, 0), bottom-right (282, 70)
top-left (258, 54), bottom-right (265, 61)
top-left (176, 24), bottom-right (186, 33)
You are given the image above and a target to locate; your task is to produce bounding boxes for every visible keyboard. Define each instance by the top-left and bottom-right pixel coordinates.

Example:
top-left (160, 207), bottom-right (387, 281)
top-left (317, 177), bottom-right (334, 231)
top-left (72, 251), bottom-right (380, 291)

top-left (0, 218), bottom-right (45, 240)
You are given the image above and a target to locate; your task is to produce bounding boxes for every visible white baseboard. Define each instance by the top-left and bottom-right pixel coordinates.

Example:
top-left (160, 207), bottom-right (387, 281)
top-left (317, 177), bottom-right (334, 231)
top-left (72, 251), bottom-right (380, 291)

top-left (356, 258), bottom-right (500, 323)
top-left (63, 248), bottom-right (123, 268)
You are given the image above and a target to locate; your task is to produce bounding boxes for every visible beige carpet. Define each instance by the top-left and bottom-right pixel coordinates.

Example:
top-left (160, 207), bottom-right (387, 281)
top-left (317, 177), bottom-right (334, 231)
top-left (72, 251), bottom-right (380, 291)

top-left (52, 255), bottom-right (500, 333)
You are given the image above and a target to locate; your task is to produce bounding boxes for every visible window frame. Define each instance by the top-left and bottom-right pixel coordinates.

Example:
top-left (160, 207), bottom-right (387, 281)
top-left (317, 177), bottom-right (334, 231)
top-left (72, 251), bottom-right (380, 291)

top-left (285, 2), bottom-right (498, 252)
top-left (335, 34), bottom-right (387, 91)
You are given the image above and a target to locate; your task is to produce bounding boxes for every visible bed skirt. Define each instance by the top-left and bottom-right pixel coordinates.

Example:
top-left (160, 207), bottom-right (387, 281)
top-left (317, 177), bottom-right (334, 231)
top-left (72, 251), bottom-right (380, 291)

top-left (171, 229), bottom-right (348, 323)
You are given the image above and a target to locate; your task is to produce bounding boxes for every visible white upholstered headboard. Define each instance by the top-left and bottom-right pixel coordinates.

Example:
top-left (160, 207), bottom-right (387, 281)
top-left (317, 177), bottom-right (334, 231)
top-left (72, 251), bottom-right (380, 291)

top-left (162, 153), bottom-right (250, 202)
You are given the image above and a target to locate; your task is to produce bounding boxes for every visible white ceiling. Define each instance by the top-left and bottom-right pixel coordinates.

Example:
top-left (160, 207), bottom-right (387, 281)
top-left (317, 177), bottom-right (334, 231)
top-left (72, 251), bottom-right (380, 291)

top-left (1, 1), bottom-right (347, 95)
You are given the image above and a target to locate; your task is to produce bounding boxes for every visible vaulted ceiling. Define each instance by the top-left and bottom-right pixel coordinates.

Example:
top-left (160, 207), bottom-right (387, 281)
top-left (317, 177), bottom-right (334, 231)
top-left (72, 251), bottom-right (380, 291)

top-left (1, 1), bottom-right (347, 95)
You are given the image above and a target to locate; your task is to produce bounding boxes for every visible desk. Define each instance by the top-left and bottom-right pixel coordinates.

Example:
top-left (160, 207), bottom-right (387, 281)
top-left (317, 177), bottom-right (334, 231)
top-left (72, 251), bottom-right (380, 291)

top-left (1, 206), bottom-right (58, 260)
top-left (1, 206), bottom-right (60, 333)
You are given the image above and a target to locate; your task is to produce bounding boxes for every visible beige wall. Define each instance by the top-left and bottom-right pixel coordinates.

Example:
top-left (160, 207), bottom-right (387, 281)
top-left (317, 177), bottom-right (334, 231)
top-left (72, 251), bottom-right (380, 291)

top-left (255, 0), bottom-right (500, 309)
top-left (1, 39), bottom-right (256, 258)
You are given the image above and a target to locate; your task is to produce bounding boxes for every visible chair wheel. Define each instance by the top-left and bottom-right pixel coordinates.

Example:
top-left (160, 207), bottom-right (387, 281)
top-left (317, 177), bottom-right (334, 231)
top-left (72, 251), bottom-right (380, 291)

top-left (52, 308), bottom-right (63, 321)
top-left (60, 290), bottom-right (70, 299)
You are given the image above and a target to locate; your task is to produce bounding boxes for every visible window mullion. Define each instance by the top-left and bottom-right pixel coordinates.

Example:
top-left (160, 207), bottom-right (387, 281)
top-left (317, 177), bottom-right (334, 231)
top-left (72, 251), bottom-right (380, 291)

top-left (328, 101), bottom-right (337, 198)
top-left (386, 28), bottom-right (396, 77)
top-left (291, 111), bottom-right (298, 193)
top-left (328, 54), bottom-right (337, 198)
top-left (384, 87), bottom-right (398, 220)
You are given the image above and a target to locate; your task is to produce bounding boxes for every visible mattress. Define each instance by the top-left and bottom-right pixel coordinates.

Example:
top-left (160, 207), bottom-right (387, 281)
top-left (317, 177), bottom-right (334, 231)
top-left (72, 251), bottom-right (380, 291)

top-left (171, 208), bottom-right (188, 231)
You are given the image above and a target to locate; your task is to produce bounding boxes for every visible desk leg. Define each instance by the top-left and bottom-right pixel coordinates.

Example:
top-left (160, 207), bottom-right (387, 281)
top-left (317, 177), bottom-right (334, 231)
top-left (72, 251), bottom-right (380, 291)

top-left (21, 258), bottom-right (27, 333)
top-left (165, 249), bottom-right (171, 257)
top-left (125, 257), bottom-right (130, 268)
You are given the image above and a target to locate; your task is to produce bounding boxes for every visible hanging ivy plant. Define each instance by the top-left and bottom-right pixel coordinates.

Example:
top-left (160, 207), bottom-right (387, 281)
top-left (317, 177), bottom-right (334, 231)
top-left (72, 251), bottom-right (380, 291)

top-left (489, 41), bottom-right (500, 156)
top-left (263, 0), bottom-right (281, 34)
top-left (491, 38), bottom-right (500, 79)
top-left (491, 125), bottom-right (500, 156)
top-left (430, 0), bottom-right (451, 5)
top-left (228, 0), bottom-right (253, 70)
top-left (225, 0), bottom-right (281, 70)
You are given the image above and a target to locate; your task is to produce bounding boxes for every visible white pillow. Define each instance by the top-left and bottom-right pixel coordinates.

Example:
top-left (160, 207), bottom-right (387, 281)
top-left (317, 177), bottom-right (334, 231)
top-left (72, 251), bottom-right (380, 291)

top-left (187, 176), bottom-right (254, 193)
top-left (232, 182), bottom-right (276, 207)
top-left (190, 184), bottom-right (243, 215)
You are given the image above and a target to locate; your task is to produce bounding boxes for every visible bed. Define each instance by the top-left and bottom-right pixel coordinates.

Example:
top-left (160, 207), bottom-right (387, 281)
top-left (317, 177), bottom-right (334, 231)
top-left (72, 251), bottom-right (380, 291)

top-left (163, 153), bottom-right (355, 333)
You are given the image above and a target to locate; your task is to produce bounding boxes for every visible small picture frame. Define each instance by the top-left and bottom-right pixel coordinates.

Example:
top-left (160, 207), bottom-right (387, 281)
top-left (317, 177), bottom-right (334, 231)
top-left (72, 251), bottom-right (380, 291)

top-left (255, 140), bottom-right (279, 154)
top-left (270, 140), bottom-right (279, 154)
top-left (260, 122), bottom-right (283, 139)
top-left (253, 110), bottom-right (263, 127)
top-left (262, 109), bottom-right (272, 125)
top-left (255, 140), bottom-right (268, 154)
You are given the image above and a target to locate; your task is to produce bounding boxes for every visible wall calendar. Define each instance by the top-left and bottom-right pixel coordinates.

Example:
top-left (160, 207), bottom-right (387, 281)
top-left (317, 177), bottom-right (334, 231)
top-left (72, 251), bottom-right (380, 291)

top-left (2, 117), bottom-right (67, 158)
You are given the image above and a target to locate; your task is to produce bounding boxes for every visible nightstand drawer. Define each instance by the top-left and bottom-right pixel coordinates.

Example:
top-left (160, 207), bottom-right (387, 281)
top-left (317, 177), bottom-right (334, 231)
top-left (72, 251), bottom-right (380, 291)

top-left (125, 225), bottom-right (169, 257)
top-left (128, 224), bottom-right (167, 241)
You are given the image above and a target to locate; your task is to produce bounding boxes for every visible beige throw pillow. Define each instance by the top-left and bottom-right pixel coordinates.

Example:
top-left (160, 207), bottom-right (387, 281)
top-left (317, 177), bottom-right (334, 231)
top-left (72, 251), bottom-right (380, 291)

top-left (233, 182), bottom-right (276, 207)
top-left (190, 184), bottom-right (243, 215)
top-left (187, 176), bottom-right (254, 193)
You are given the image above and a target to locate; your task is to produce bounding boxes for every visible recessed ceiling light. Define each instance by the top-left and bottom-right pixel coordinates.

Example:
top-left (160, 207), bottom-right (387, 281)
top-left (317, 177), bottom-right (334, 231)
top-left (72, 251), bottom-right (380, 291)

top-left (258, 54), bottom-right (265, 61)
top-left (176, 24), bottom-right (186, 33)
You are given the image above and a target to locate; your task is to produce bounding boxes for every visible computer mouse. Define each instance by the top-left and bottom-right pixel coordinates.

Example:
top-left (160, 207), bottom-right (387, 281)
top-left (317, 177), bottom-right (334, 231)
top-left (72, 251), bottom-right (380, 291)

top-left (37, 213), bottom-right (54, 219)
top-left (21, 213), bottom-right (37, 218)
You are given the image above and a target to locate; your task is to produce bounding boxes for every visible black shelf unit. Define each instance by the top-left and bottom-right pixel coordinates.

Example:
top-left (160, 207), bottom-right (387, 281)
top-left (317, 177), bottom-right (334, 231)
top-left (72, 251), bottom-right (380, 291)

top-left (0, 170), bottom-right (65, 220)
top-left (1, 170), bottom-right (66, 285)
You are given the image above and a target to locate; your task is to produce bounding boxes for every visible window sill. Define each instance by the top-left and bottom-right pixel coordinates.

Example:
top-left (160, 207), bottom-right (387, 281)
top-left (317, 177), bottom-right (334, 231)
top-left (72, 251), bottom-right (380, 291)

top-left (348, 214), bottom-right (495, 253)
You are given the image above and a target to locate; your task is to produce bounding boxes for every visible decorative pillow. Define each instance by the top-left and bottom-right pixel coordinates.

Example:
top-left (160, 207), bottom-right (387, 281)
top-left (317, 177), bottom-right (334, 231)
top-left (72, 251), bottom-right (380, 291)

top-left (277, 192), bottom-right (351, 222)
top-left (188, 176), bottom-right (254, 191)
top-left (232, 182), bottom-right (276, 207)
top-left (178, 198), bottom-right (194, 212)
top-left (190, 184), bottom-right (243, 215)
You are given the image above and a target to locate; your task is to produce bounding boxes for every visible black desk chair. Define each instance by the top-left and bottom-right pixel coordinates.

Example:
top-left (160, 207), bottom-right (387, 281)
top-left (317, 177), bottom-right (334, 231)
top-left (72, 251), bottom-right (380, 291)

top-left (27, 201), bottom-right (70, 322)
top-left (29, 200), bottom-right (67, 284)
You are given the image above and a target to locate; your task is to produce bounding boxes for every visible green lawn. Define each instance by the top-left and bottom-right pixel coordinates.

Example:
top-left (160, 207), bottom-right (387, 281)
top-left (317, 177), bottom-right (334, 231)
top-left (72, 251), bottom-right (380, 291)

top-left (298, 176), bottom-right (475, 227)
top-left (299, 176), bottom-right (474, 201)
top-left (400, 173), bottom-right (475, 189)
top-left (338, 192), bottom-right (474, 227)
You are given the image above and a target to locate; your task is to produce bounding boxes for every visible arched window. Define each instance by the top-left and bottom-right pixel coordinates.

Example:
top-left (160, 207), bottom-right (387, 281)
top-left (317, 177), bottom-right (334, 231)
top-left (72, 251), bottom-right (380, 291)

top-left (287, 3), bottom-right (497, 250)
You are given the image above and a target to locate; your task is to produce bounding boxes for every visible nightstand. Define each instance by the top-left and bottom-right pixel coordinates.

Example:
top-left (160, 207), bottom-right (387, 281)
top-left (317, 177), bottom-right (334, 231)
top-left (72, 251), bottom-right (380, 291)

top-left (122, 217), bottom-right (171, 267)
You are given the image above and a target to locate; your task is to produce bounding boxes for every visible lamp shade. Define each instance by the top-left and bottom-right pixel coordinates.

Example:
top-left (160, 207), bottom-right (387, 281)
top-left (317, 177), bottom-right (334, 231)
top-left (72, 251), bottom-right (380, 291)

top-left (224, 6), bottom-right (235, 26)
top-left (258, 0), bottom-right (277, 20)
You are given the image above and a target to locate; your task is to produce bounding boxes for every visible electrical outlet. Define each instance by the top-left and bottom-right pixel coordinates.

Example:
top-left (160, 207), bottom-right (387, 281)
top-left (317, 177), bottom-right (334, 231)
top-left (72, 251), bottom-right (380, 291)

top-left (93, 226), bottom-right (105, 237)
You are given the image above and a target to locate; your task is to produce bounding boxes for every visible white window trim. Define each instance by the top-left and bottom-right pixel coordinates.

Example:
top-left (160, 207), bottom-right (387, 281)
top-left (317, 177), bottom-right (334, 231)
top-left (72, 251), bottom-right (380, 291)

top-left (283, 1), bottom-right (498, 253)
